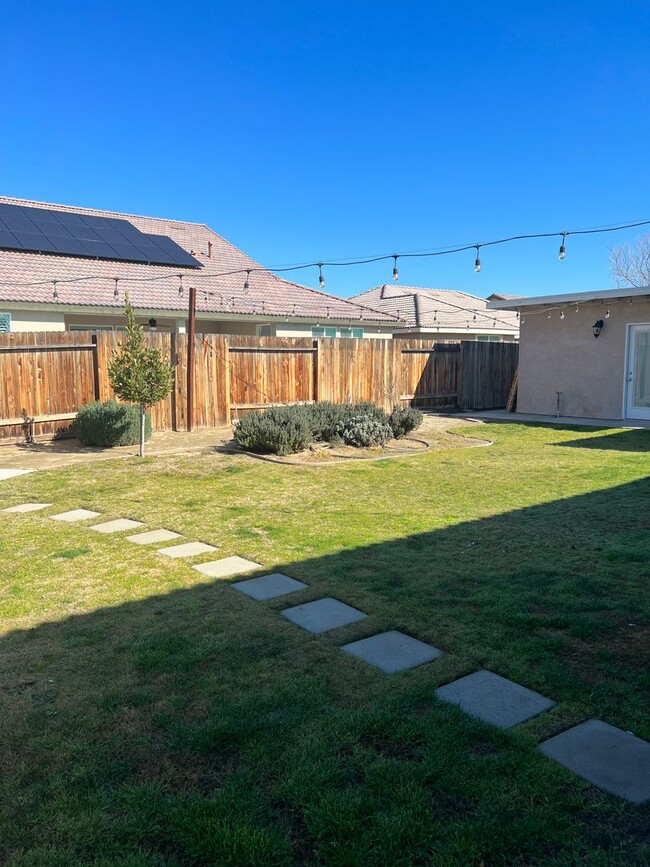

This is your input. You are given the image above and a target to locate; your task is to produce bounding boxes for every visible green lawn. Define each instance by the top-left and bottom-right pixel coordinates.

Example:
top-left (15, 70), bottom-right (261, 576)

top-left (0, 423), bottom-right (648, 866)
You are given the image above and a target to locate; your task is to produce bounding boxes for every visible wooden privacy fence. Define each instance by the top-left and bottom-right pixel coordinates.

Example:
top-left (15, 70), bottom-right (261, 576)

top-left (0, 331), bottom-right (518, 441)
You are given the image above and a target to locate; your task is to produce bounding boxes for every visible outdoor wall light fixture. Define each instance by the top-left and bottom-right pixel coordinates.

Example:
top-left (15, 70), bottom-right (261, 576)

top-left (592, 319), bottom-right (604, 339)
top-left (148, 318), bottom-right (158, 331)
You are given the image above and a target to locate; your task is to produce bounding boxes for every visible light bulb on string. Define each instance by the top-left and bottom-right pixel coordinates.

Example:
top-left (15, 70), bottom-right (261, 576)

top-left (52, 281), bottom-right (58, 301)
top-left (392, 255), bottom-right (399, 282)
top-left (473, 312), bottom-right (477, 321)
top-left (474, 244), bottom-right (481, 273)
top-left (521, 316), bottom-right (526, 324)
top-left (114, 278), bottom-right (119, 300)
top-left (178, 275), bottom-right (184, 297)
top-left (547, 311), bottom-right (552, 319)
top-left (244, 270), bottom-right (250, 292)
top-left (318, 263), bottom-right (325, 289)
top-left (605, 308), bottom-right (610, 318)
top-left (558, 232), bottom-right (567, 260)
top-left (560, 309), bottom-right (565, 319)
top-left (575, 305), bottom-right (579, 313)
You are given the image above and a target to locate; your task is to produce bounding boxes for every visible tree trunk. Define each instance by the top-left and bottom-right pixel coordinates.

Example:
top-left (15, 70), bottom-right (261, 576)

top-left (139, 404), bottom-right (145, 458)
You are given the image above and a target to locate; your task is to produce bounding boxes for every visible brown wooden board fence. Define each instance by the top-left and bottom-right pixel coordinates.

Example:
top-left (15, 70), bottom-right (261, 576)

top-left (0, 331), bottom-right (518, 442)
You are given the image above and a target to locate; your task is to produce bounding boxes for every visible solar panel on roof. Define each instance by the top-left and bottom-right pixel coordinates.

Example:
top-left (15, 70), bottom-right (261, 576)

top-left (0, 203), bottom-right (203, 269)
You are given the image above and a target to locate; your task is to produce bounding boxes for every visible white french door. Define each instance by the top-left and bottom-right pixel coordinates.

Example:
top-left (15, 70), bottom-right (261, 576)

top-left (625, 325), bottom-right (650, 420)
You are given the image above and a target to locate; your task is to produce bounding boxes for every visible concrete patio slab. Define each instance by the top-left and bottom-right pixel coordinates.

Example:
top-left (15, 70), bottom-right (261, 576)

top-left (157, 541), bottom-right (218, 558)
top-left (51, 509), bottom-right (101, 522)
top-left (281, 597), bottom-right (367, 634)
top-left (0, 468), bottom-right (34, 480)
top-left (233, 573), bottom-right (308, 600)
top-left (89, 518), bottom-right (145, 534)
top-left (193, 556), bottom-right (261, 579)
top-left (435, 670), bottom-right (556, 729)
top-left (2, 503), bottom-right (51, 513)
top-left (342, 630), bottom-right (444, 673)
top-left (127, 528), bottom-right (182, 545)
top-left (539, 720), bottom-right (650, 804)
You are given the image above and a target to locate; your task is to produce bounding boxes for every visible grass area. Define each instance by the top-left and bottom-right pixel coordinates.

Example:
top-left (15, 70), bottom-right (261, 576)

top-left (0, 422), bottom-right (648, 866)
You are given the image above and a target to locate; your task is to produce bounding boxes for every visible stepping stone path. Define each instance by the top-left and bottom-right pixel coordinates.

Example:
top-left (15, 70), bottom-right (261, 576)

top-left (540, 720), bottom-right (650, 804)
top-left (281, 597), bottom-right (367, 634)
top-left (2, 503), bottom-right (51, 513)
top-left (51, 509), bottom-right (101, 522)
top-left (193, 556), bottom-right (261, 579)
top-left (342, 630), bottom-right (443, 673)
top-left (6, 498), bottom-right (649, 804)
top-left (157, 541), bottom-right (218, 558)
top-left (0, 468), bottom-right (34, 480)
top-left (127, 529), bottom-right (182, 545)
top-left (233, 572), bottom-right (308, 600)
top-left (435, 670), bottom-right (555, 729)
top-left (90, 519), bottom-right (145, 534)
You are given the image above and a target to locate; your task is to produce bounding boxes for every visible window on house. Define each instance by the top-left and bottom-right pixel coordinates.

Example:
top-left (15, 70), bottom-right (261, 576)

top-left (312, 326), bottom-right (337, 338)
top-left (258, 324), bottom-right (272, 337)
top-left (68, 324), bottom-right (115, 332)
top-left (476, 334), bottom-right (502, 342)
top-left (0, 312), bottom-right (11, 333)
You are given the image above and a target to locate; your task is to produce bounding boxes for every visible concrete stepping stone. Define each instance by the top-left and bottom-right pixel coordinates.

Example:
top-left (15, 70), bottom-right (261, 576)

top-left (157, 541), bottom-right (218, 559)
top-left (2, 503), bottom-right (51, 513)
top-left (127, 529), bottom-right (182, 545)
top-left (51, 509), bottom-right (101, 523)
top-left (540, 720), bottom-right (650, 804)
top-left (281, 597), bottom-right (367, 634)
top-left (342, 630), bottom-right (444, 673)
top-left (0, 468), bottom-right (34, 480)
top-left (193, 556), bottom-right (261, 579)
top-left (435, 670), bottom-right (556, 729)
top-left (233, 573), bottom-right (308, 600)
top-left (89, 518), bottom-right (145, 534)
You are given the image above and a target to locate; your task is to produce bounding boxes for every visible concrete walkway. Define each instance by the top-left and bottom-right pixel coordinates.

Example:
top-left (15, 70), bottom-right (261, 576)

top-left (463, 410), bottom-right (650, 429)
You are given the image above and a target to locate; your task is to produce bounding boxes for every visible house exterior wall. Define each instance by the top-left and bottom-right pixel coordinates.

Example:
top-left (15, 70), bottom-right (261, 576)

top-left (274, 322), bottom-right (393, 340)
top-left (0, 309), bottom-right (66, 331)
top-left (392, 328), bottom-right (518, 342)
top-left (517, 297), bottom-right (650, 419)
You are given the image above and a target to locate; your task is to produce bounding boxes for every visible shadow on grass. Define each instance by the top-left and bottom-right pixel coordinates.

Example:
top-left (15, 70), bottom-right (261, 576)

top-left (553, 429), bottom-right (650, 452)
top-left (1, 479), bottom-right (649, 865)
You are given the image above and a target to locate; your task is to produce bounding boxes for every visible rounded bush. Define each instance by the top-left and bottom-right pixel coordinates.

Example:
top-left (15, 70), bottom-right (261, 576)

top-left (388, 407), bottom-right (424, 439)
top-left (74, 400), bottom-right (152, 448)
top-left (234, 407), bottom-right (312, 455)
top-left (336, 415), bottom-right (393, 448)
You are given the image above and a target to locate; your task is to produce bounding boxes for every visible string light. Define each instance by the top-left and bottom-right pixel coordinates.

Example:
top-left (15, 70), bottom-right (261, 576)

top-left (318, 263), bottom-right (325, 289)
top-left (52, 280), bottom-right (58, 301)
top-left (244, 270), bottom-right (250, 292)
top-left (113, 277), bottom-right (119, 300)
top-left (558, 232), bottom-right (567, 260)
top-left (392, 255), bottom-right (399, 282)
top-left (605, 308), bottom-right (610, 318)
top-left (178, 275), bottom-right (184, 297)
top-left (575, 305), bottom-right (579, 313)
top-left (560, 310), bottom-right (565, 319)
top-left (547, 311), bottom-right (552, 319)
top-left (474, 244), bottom-right (481, 273)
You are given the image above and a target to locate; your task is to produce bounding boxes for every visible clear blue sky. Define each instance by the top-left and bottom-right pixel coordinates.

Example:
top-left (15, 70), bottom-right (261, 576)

top-left (2, 1), bottom-right (649, 298)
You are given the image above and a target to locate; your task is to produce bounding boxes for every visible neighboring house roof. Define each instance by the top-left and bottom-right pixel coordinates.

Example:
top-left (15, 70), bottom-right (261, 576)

top-left (486, 292), bottom-right (525, 301)
top-left (350, 285), bottom-right (519, 332)
top-left (488, 285), bottom-right (650, 310)
top-left (0, 197), bottom-right (399, 324)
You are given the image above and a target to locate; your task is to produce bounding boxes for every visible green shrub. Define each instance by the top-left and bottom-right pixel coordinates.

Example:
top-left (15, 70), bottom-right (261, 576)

top-left (234, 407), bottom-right (312, 455)
top-left (74, 400), bottom-right (152, 448)
top-left (310, 401), bottom-right (388, 442)
top-left (336, 415), bottom-right (393, 448)
top-left (388, 407), bottom-right (424, 438)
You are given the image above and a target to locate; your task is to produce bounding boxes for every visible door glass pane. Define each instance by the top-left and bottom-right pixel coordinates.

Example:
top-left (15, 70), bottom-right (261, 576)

top-left (633, 330), bottom-right (650, 407)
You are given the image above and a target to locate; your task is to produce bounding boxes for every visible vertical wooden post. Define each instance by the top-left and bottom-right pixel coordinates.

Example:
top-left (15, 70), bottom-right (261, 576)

top-left (91, 334), bottom-right (101, 401)
top-left (224, 336), bottom-right (232, 426)
top-left (312, 339), bottom-right (319, 403)
top-left (170, 332), bottom-right (178, 431)
top-left (187, 286), bottom-right (196, 432)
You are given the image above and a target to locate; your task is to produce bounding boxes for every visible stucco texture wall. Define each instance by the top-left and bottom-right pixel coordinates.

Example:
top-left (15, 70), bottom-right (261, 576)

top-left (517, 298), bottom-right (650, 419)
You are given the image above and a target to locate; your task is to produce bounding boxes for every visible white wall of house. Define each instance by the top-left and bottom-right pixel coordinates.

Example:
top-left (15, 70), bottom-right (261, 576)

top-left (0, 309), bottom-right (66, 331)
top-left (274, 322), bottom-right (393, 339)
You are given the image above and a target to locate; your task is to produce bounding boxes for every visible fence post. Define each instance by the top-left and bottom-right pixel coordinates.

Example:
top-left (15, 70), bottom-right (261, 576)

top-left (224, 336), bottom-right (232, 426)
top-left (312, 338), bottom-right (319, 403)
top-left (91, 334), bottom-right (101, 401)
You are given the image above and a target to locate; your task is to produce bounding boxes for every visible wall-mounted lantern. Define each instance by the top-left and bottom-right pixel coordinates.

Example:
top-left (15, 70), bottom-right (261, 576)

top-left (148, 318), bottom-right (158, 332)
top-left (592, 319), bottom-right (604, 339)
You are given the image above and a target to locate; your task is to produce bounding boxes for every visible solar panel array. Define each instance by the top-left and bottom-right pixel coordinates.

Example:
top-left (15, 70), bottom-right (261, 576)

top-left (0, 203), bottom-right (202, 269)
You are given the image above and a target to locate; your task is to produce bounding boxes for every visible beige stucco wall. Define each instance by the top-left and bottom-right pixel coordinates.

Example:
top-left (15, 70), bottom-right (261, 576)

top-left (2, 309), bottom-right (66, 331)
top-left (517, 297), bottom-right (650, 419)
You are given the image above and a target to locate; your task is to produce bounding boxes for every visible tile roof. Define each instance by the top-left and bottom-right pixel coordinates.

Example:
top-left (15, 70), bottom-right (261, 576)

top-left (0, 197), bottom-right (399, 324)
top-left (350, 285), bottom-right (520, 332)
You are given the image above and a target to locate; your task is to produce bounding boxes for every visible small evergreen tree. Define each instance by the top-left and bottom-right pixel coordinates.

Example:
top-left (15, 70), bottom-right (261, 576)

top-left (108, 297), bottom-right (173, 457)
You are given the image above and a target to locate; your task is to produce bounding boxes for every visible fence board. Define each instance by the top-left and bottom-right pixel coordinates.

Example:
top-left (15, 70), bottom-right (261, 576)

top-left (458, 341), bottom-right (519, 410)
